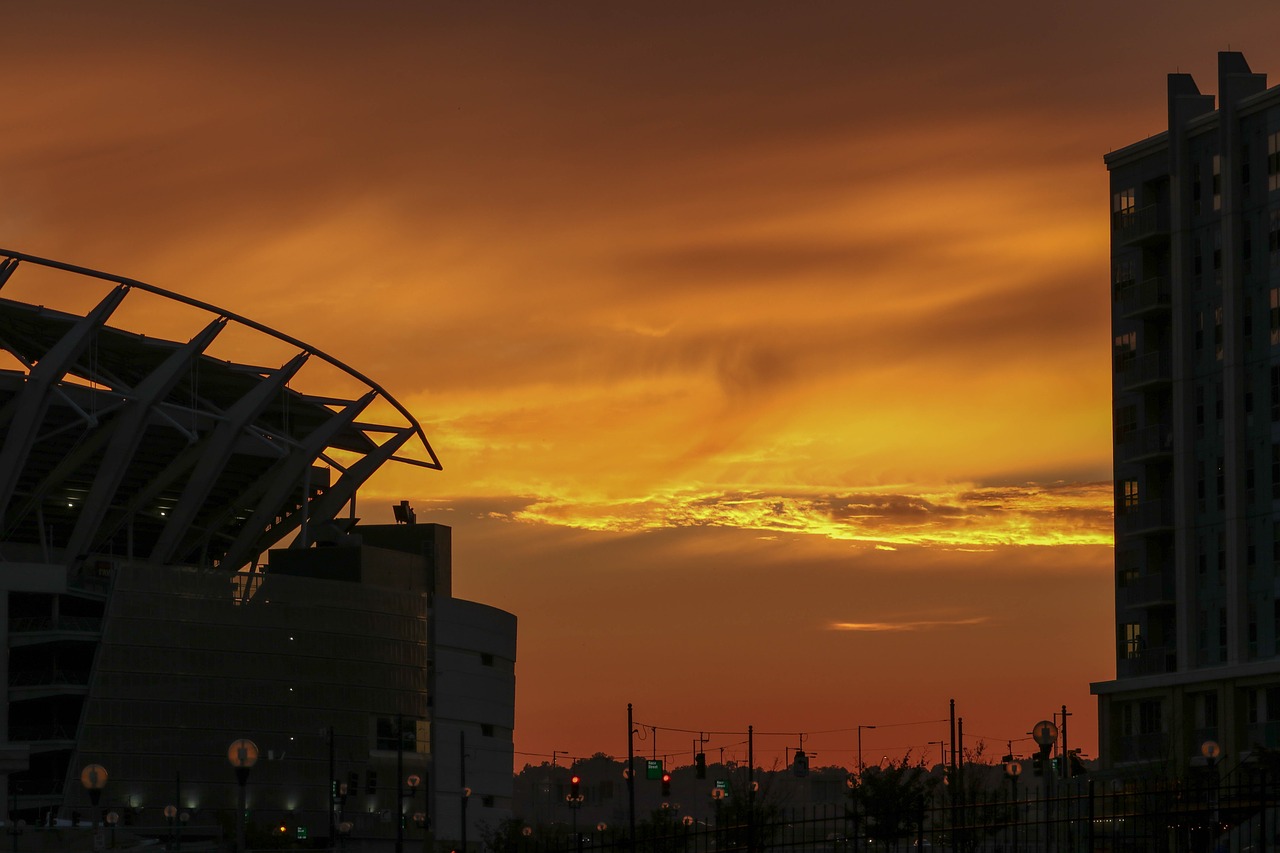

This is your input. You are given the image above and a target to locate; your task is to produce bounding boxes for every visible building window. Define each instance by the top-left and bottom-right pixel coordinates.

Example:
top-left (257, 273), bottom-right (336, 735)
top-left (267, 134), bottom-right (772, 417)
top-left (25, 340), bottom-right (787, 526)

top-left (480, 653), bottom-right (495, 667)
top-left (1272, 289), bottom-right (1280, 345)
top-left (1215, 306), bottom-right (1224, 360)
top-left (1273, 443), bottom-right (1280, 500)
top-left (1193, 161), bottom-right (1202, 212)
top-left (1121, 622), bottom-right (1142, 658)
top-left (482, 795), bottom-right (495, 808)
top-left (1195, 692), bottom-right (1219, 729)
top-left (366, 770), bottom-right (378, 795)
top-left (1119, 479), bottom-right (1139, 512)
top-left (1269, 131), bottom-right (1280, 191)
top-left (1213, 154), bottom-right (1222, 211)
top-left (1114, 331), bottom-right (1136, 372)
top-left (1196, 384), bottom-right (1206, 437)
top-left (1250, 601), bottom-right (1259, 657)
top-left (1113, 259), bottom-right (1136, 299)
top-left (1218, 456), bottom-right (1226, 510)
top-left (1271, 211), bottom-right (1280, 268)
top-left (1213, 229), bottom-right (1223, 286)
top-left (1113, 188), bottom-right (1136, 229)
top-left (1138, 699), bottom-right (1162, 734)
top-left (1219, 607), bottom-right (1228, 655)
top-left (348, 772), bottom-right (359, 797)
top-left (1272, 368), bottom-right (1280, 420)
top-left (481, 723), bottom-right (494, 737)
top-left (1114, 405), bottom-right (1137, 444)
top-left (1243, 143), bottom-right (1253, 192)
top-left (1119, 564), bottom-right (1139, 587)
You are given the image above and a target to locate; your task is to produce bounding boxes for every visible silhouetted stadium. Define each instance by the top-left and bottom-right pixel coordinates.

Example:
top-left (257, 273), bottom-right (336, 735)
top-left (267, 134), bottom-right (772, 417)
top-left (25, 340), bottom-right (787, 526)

top-left (0, 250), bottom-right (515, 850)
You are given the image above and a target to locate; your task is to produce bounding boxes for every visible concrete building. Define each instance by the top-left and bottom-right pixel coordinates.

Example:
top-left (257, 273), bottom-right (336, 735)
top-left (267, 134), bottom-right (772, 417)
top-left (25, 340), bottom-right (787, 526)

top-left (0, 249), bottom-right (515, 849)
top-left (1093, 52), bottom-right (1280, 770)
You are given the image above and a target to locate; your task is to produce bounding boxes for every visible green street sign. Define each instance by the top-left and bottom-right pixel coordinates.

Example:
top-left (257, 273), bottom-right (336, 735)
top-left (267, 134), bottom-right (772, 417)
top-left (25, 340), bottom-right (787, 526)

top-left (646, 760), bottom-right (664, 780)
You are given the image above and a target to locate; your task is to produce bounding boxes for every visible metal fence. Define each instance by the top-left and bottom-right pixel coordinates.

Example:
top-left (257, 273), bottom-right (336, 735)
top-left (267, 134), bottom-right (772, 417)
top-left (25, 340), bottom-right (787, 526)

top-left (498, 773), bottom-right (1280, 853)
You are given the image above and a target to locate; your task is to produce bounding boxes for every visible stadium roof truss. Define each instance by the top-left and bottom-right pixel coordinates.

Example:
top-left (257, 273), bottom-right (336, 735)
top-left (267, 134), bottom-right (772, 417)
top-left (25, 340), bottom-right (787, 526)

top-left (0, 249), bottom-right (440, 572)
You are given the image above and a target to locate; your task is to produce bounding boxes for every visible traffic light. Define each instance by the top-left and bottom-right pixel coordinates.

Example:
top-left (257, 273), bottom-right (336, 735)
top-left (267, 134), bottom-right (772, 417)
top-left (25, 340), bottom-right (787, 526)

top-left (570, 775), bottom-right (581, 798)
top-left (792, 750), bottom-right (809, 778)
top-left (1032, 755), bottom-right (1044, 776)
top-left (276, 822), bottom-right (289, 836)
top-left (1068, 751), bottom-right (1087, 776)
top-left (695, 752), bottom-right (707, 779)
top-left (661, 772), bottom-right (671, 798)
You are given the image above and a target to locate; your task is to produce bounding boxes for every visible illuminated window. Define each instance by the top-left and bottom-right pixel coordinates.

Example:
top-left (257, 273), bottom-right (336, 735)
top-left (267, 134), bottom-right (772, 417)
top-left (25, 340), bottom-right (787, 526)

top-left (1113, 187), bottom-right (1136, 230)
top-left (1272, 289), bottom-right (1280, 345)
top-left (1213, 154), bottom-right (1222, 211)
top-left (1269, 131), bottom-right (1280, 191)
top-left (1122, 622), bottom-right (1142, 659)
top-left (1120, 478), bottom-right (1139, 511)
top-left (1114, 331), bottom-right (1137, 372)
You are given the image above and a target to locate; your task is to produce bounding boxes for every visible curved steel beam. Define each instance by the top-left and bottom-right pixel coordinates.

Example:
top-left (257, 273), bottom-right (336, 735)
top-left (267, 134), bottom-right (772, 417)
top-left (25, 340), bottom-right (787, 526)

top-left (0, 248), bottom-right (440, 470)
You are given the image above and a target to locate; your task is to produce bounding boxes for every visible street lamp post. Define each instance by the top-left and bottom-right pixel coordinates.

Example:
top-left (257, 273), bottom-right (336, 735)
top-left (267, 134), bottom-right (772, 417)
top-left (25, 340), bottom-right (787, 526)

top-left (80, 764), bottom-right (108, 835)
top-left (565, 789), bottom-right (584, 853)
top-left (857, 726), bottom-right (877, 773)
top-left (164, 804), bottom-right (189, 852)
top-left (407, 773), bottom-right (429, 853)
top-left (337, 820), bottom-right (353, 852)
top-left (227, 739), bottom-right (260, 853)
top-left (105, 810), bottom-right (119, 849)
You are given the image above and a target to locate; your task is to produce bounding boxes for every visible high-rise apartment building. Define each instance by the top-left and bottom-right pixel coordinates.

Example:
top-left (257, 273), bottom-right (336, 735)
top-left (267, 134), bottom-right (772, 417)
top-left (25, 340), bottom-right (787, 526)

top-left (1093, 52), bottom-right (1280, 770)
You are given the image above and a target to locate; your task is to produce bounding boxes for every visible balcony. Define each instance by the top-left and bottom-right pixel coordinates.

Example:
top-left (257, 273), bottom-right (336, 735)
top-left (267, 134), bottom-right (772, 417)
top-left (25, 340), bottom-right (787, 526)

top-left (1115, 500), bottom-right (1174, 537)
top-left (1114, 204), bottom-right (1169, 247)
top-left (9, 723), bottom-right (77, 753)
top-left (1117, 277), bottom-right (1172, 319)
top-left (1118, 571), bottom-right (1176, 609)
top-left (1118, 351), bottom-right (1172, 391)
top-left (8, 616), bottom-right (102, 649)
top-left (8, 669), bottom-right (90, 700)
top-left (1115, 424), bottom-right (1173, 463)
top-left (1117, 645), bottom-right (1177, 678)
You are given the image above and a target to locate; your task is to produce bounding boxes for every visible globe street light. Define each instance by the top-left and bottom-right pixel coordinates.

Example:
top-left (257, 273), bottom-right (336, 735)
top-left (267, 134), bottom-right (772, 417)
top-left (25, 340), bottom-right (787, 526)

top-left (407, 773), bottom-right (429, 853)
top-left (80, 764), bottom-right (108, 833)
top-left (105, 810), bottom-right (119, 850)
top-left (165, 804), bottom-right (190, 852)
top-left (227, 739), bottom-right (259, 853)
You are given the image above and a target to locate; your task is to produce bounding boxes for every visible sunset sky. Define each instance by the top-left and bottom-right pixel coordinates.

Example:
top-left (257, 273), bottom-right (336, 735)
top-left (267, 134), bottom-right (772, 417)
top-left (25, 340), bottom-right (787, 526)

top-left (5, 1), bottom-right (1280, 770)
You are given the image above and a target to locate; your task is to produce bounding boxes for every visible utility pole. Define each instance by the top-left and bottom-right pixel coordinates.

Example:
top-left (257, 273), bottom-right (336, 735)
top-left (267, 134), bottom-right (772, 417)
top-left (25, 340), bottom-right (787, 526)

top-left (460, 731), bottom-right (469, 853)
top-left (627, 704), bottom-right (636, 853)
top-left (747, 725), bottom-right (755, 853)
top-left (1059, 705), bottom-right (1072, 780)
top-left (397, 715), bottom-right (405, 853)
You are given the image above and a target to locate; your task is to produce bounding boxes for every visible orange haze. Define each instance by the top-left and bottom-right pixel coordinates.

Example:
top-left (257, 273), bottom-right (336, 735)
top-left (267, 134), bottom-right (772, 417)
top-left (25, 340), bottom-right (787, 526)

top-left (6, 0), bottom-right (1280, 769)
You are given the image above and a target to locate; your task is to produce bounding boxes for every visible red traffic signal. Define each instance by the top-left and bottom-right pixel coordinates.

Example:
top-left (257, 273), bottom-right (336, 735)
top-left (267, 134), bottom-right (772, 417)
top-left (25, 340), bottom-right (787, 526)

top-left (570, 775), bottom-right (581, 798)
top-left (661, 772), bottom-right (671, 798)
